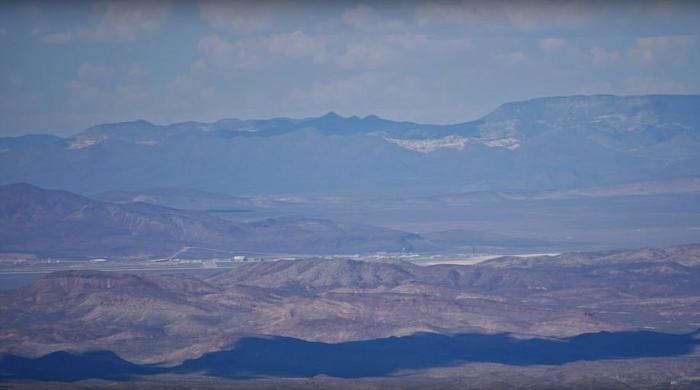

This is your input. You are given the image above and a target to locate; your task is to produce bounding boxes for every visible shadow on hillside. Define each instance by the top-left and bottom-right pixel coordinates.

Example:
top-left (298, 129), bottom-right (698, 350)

top-left (176, 329), bottom-right (700, 378)
top-left (0, 350), bottom-right (164, 382)
top-left (2, 329), bottom-right (698, 382)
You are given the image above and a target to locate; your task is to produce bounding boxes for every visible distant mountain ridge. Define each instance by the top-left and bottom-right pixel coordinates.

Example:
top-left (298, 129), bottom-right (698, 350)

top-left (0, 183), bottom-right (434, 258)
top-left (1, 94), bottom-right (698, 195)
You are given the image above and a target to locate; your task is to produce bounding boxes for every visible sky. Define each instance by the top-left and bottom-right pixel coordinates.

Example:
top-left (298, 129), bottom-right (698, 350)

top-left (1, 0), bottom-right (700, 137)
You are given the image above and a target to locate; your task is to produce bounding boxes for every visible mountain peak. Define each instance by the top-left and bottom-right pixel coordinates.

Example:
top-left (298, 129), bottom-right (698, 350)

top-left (87, 119), bottom-right (155, 130)
top-left (320, 111), bottom-right (343, 120)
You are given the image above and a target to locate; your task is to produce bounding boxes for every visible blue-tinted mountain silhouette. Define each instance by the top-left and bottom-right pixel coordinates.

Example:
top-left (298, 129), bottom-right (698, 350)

top-left (2, 95), bottom-right (699, 195)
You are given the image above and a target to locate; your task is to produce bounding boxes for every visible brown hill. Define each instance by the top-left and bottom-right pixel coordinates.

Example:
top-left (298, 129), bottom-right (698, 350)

top-left (2, 244), bottom-right (699, 364)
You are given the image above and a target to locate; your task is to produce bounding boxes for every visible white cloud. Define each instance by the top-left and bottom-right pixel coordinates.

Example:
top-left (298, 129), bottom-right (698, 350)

top-left (267, 31), bottom-right (328, 63)
top-left (622, 76), bottom-right (692, 94)
top-left (59, 60), bottom-right (220, 125)
top-left (196, 31), bottom-right (328, 71)
top-left (288, 71), bottom-right (428, 119)
top-left (126, 64), bottom-right (149, 83)
top-left (17, 90), bottom-right (44, 109)
top-left (415, 1), bottom-right (483, 27)
top-left (504, 2), bottom-right (589, 31)
top-left (343, 5), bottom-right (374, 29)
top-left (42, 1), bottom-right (170, 43)
top-left (337, 33), bottom-right (470, 69)
top-left (5, 72), bottom-right (22, 88)
top-left (200, 1), bottom-right (283, 33)
top-left (539, 38), bottom-right (568, 51)
top-left (589, 47), bottom-right (620, 67)
top-left (538, 39), bottom-right (622, 68)
top-left (416, 1), bottom-right (589, 31)
top-left (627, 35), bottom-right (696, 65)
top-left (65, 63), bottom-right (113, 109)
top-left (285, 70), bottom-right (482, 123)
top-left (167, 74), bottom-right (216, 99)
top-left (77, 63), bottom-right (113, 82)
top-left (498, 51), bottom-right (526, 65)
top-left (198, 34), bottom-right (263, 70)
top-left (41, 32), bottom-right (72, 43)
top-left (337, 41), bottom-right (401, 69)
top-left (66, 79), bottom-right (98, 108)
top-left (342, 5), bottom-right (404, 31)
top-left (192, 30), bottom-right (471, 84)
top-left (0, 72), bottom-right (45, 118)
top-left (65, 63), bottom-right (157, 114)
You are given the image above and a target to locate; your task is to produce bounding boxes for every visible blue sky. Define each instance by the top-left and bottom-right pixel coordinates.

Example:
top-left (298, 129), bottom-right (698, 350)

top-left (1, 0), bottom-right (699, 136)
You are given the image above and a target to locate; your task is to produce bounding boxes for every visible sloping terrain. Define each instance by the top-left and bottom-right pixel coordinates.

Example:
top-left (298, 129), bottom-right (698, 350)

top-left (1, 95), bottom-right (698, 195)
top-left (0, 183), bottom-right (433, 258)
top-left (1, 244), bottom-right (699, 366)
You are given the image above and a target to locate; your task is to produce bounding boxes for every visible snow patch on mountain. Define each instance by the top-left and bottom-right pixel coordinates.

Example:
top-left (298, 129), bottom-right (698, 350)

top-left (68, 137), bottom-right (105, 150)
top-left (384, 135), bottom-right (520, 153)
top-left (482, 137), bottom-right (520, 150)
top-left (384, 135), bottom-right (468, 153)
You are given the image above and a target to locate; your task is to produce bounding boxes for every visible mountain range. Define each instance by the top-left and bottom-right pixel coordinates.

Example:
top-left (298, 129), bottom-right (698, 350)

top-left (0, 183), bottom-right (433, 258)
top-left (1, 244), bottom-right (699, 368)
top-left (1, 94), bottom-right (699, 195)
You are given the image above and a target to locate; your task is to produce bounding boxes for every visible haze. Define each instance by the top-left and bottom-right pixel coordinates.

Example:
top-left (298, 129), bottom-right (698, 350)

top-left (2, 1), bottom-right (700, 389)
top-left (1, 1), bottom-right (700, 136)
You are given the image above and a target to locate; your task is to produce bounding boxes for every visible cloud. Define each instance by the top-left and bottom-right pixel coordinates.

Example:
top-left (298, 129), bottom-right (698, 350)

top-left (126, 64), bottom-right (149, 83)
top-left (41, 1), bottom-right (170, 43)
top-left (4, 72), bottom-right (22, 88)
top-left (65, 63), bottom-right (113, 109)
top-left (196, 31), bottom-right (328, 71)
top-left (415, 1), bottom-right (484, 27)
top-left (66, 79), bottom-right (99, 109)
top-left (504, 1), bottom-right (589, 31)
top-left (498, 51), bottom-right (526, 65)
top-left (286, 71), bottom-right (478, 123)
top-left (192, 30), bottom-right (471, 83)
top-left (0, 70), bottom-right (45, 119)
top-left (337, 33), bottom-right (471, 69)
top-left (622, 76), bottom-right (693, 95)
top-left (538, 38), bottom-right (622, 68)
top-left (589, 47), bottom-right (620, 67)
top-left (167, 74), bottom-right (216, 99)
top-left (18, 90), bottom-right (44, 108)
top-left (342, 5), bottom-right (404, 31)
top-left (337, 41), bottom-right (401, 69)
top-left (200, 1), bottom-right (282, 33)
top-left (627, 35), bottom-right (696, 65)
top-left (342, 5), bottom-right (375, 29)
top-left (77, 63), bottom-right (113, 82)
top-left (197, 34), bottom-right (263, 70)
top-left (64, 63), bottom-right (158, 115)
top-left (290, 72), bottom-right (423, 113)
top-left (267, 31), bottom-right (328, 63)
top-left (539, 38), bottom-right (568, 51)
top-left (303, 73), bottom-right (386, 104)
top-left (415, 1), bottom-right (589, 31)
top-left (41, 32), bottom-right (73, 44)
top-left (59, 61), bottom-right (218, 125)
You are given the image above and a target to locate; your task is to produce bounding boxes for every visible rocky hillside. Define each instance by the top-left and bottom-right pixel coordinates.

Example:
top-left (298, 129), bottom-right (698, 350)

top-left (0, 183), bottom-right (433, 258)
top-left (1, 244), bottom-right (698, 364)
